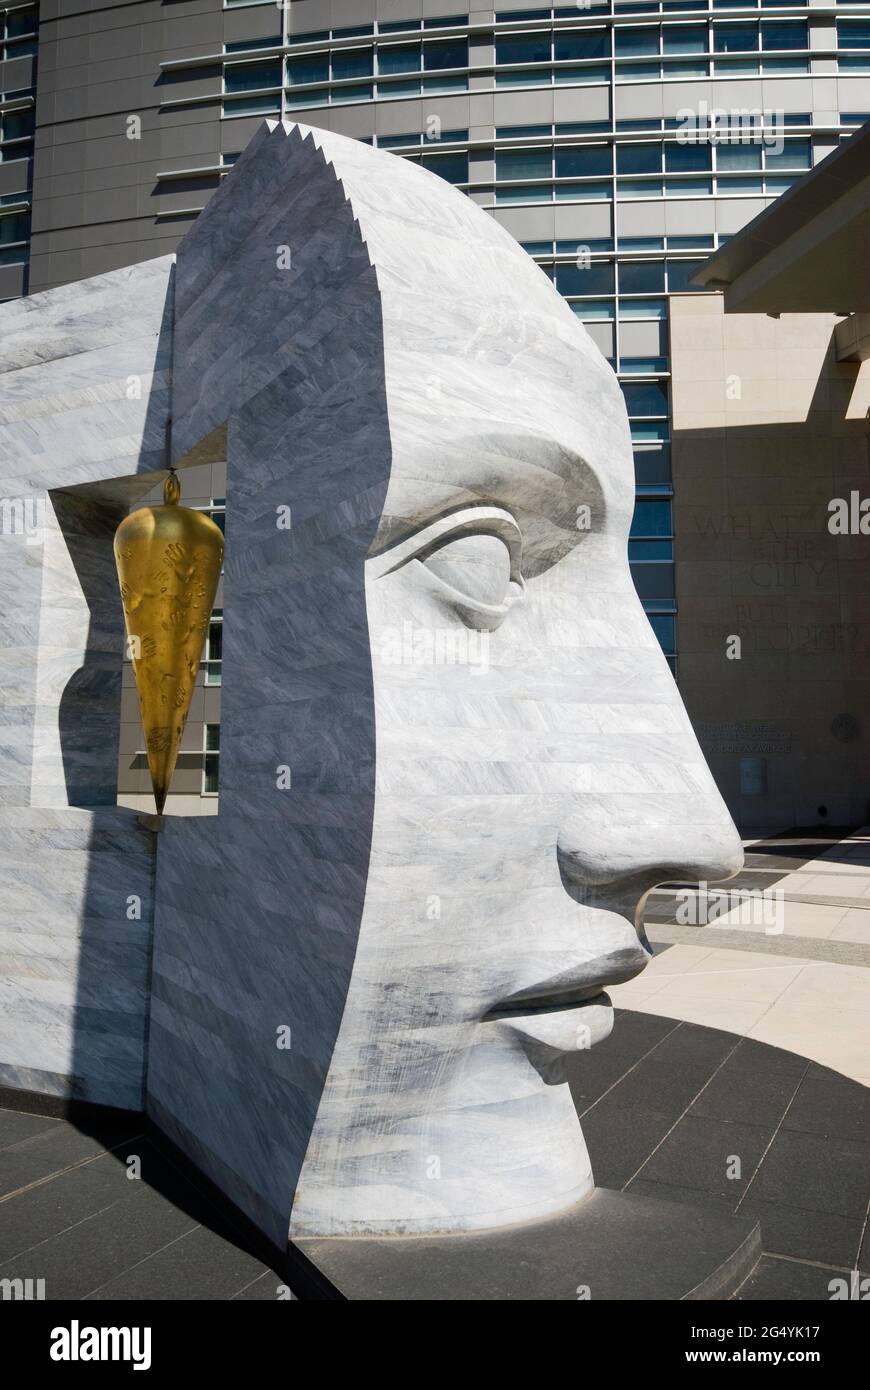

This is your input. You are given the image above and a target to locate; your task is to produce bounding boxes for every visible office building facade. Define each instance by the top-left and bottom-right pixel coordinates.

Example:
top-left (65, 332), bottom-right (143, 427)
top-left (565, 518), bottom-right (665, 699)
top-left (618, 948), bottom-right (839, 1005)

top-left (3, 0), bottom-right (869, 822)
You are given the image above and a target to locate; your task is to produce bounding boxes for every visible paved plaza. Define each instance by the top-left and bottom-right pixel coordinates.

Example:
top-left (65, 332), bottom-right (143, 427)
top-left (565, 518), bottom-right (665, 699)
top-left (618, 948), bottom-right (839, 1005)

top-left (617, 827), bottom-right (870, 1086)
top-left (0, 827), bottom-right (866, 1301)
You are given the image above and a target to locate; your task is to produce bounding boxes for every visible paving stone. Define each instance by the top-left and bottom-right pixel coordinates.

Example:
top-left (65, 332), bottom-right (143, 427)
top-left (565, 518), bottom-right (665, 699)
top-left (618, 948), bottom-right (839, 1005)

top-left (87, 1221), bottom-right (274, 1301)
top-left (0, 1116), bottom-right (143, 1200)
top-left (689, 1038), bottom-right (808, 1127)
top-left (738, 1196), bottom-right (864, 1270)
top-left (635, 1114), bottom-right (773, 1202)
top-left (580, 1099), bottom-right (675, 1188)
top-left (782, 1064), bottom-right (870, 1145)
top-left (736, 1255), bottom-right (846, 1300)
top-left (744, 1129), bottom-right (870, 1219)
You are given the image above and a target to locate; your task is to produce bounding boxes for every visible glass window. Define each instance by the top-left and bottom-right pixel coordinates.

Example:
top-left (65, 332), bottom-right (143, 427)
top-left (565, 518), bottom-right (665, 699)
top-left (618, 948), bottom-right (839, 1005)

top-left (204, 725), bottom-right (220, 794)
top-left (616, 144), bottom-right (662, 175)
top-left (557, 237), bottom-right (614, 253)
top-left (571, 299), bottom-right (615, 320)
top-left (716, 143), bottom-right (763, 169)
top-left (420, 151), bottom-right (468, 183)
top-left (556, 181), bottom-right (611, 201)
top-left (765, 138), bottom-right (811, 168)
top-left (496, 68), bottom-right (548, 86)
top-left (665, 143), bottom-right (711, 171)
top-left (663, 25), bottom-right (708, 54)
top-left (615, 28), bottom-right (660, 56)
top-left (631, 499), bottom-right (673, 536)
top-left (0, 212), bottom-right (29, 244)
top-left (647, 613), bottom-right (676, 653)
top-left (225, 61), bottom-right (282, 91)
top-left (286, 55), bottom-right (328, 85)
top-left (620, 261), bottom-right (666, 294)
top-left (666, 260), bottom-right (705, 292)
top-left (620, 298), bottom-right (667, 319)
top-left (225, 37), bottom-right (281, 53)
top-left (9, 9), bottom-right (35, 35)
top-left (622, 380), bottom-right (668, 416)
top-left (497, 124), bottom-right (552, 138)
top-left (326, 82), bottom-right (368, 101)
top-left (205, 618), bottom-right (222, 686)
top-left (837, 20), bottom-right (870, 48)
top-left (378, 43), bottom-right (421, 73)
top-left (554, 65), bottom-right (609, 84)
top-left (667, 176), bottom-right (712, 194)
top-left (623, 357), bottom-right (669, 375)
top-left (555, 31), bottom-right (610, 61)
top-left (617, 119), bottom-right (662, 133)
top-left (229, 93), bottom-right (282, 114)
top-left (556, 262), bottom-right (615, 295)
top-left (714, 24), bottom-right (758, 51)
top-left (496, 35), bottom-right (551, 64)
top-left (620, 236), bottom-right (665, 251)
top-left (557, 121), bottom-right (612, 135)
top-left (555, 145), bottom-right (612, 177)
top-left (634, 445), bottom-right (671, 487)
top-left (616, 61), bottom-right (660, 81)
top-left (630, 540), bottom-right (674, 562)
top-left (424, 39), bottom-right (467, 69)
top-left (761, 21), bottom-right (807, 49)
top-left (667, 234), bottom-right (714, 249)
top-left (332, 49), bottom-right (374, 80)
top-left (617, 179), bottom-right (663, 198)
top-left (633, 567), bottom-right (675, 606)
top-left (1, 110), bottom-right (34, 141)
top-left (497, 148), bottom-right (552, 180)
top-left (496, 184), bottom-right (552, 204)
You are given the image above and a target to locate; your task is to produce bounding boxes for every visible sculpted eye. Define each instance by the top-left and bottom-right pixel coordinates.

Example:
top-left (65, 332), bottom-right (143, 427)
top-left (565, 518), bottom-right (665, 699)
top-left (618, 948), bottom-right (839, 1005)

top-left (421, 533), bottom-right (514, 607)
top-left (370, 505), bottom-right (525, 631)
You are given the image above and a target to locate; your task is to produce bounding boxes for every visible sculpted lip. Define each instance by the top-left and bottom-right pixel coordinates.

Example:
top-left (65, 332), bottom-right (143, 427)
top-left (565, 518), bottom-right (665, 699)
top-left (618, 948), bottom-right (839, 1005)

top-left (484, 947), bottom-right (648, 1019)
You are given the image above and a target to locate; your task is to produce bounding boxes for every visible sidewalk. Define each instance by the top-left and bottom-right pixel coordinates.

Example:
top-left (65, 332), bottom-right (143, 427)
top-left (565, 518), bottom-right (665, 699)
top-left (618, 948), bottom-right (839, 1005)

top-left (612, 827), bottom-right (870, 1086)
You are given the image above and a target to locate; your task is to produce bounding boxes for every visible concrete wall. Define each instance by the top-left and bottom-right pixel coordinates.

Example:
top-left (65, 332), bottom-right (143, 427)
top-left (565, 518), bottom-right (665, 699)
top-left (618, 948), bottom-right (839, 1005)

top-left (29, 0), bottom-right (224, 292)
top-left (670, 293), bottom-right (870, 832)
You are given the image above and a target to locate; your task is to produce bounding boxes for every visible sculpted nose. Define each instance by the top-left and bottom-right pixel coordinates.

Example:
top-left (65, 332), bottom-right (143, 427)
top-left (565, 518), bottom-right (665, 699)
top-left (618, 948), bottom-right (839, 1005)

top-left (557, 803), bottom-right (744, 905)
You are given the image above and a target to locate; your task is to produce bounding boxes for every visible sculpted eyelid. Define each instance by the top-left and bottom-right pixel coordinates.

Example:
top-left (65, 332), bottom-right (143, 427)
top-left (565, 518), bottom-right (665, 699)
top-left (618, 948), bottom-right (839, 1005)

top-left (368, 505), bottom-right (523, 583)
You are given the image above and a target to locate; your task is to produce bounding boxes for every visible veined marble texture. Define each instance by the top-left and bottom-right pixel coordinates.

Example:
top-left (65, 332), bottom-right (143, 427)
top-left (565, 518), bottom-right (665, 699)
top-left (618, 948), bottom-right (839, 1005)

top-left (149, 122), bottom-right (743, 1246)
top-left (0, 121), bottom-right (743, 1237)
top-left (0, 259), bottom-right (173, 1106)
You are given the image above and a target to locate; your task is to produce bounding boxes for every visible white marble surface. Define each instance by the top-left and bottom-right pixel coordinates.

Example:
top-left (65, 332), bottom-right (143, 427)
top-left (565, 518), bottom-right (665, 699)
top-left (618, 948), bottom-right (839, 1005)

top-left (150, 122), bottom-right (743, 1244)
top-left (0, 121), bottom-right (744, 1231)
top-left (0, 260), bottom-right (173, 1106)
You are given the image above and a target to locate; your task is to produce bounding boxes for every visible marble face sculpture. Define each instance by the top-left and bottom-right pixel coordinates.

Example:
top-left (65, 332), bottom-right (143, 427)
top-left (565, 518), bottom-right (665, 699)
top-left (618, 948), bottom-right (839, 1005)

top-left (8, 122), bottom-right (740, 1248)
top-left (244, 127), bottom-right (746, 1239)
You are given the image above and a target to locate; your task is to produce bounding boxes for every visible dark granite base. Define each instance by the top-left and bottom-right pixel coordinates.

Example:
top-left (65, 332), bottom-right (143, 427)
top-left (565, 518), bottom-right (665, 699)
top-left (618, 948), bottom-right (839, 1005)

top-left (291, 1188), bottom-right (761, 1301)
top-left (1, 1007), bottom-right (865, 1299)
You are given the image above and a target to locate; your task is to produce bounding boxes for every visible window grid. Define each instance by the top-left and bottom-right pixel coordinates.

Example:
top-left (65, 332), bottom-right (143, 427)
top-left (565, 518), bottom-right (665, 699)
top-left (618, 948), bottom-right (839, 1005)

top-left (213, 7), bottom-right (870, 672)
top-left (203, 725), bottom-right (220, 796)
